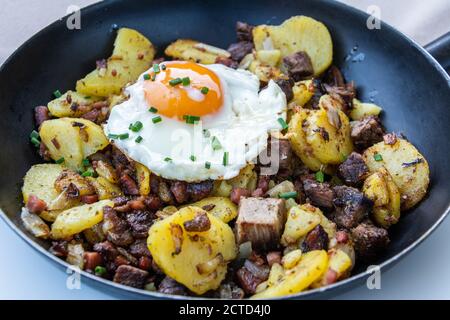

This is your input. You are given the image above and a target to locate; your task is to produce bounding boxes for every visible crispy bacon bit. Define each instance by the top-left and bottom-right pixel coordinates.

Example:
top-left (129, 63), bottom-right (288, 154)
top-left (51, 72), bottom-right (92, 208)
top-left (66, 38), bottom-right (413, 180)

top-left (335, 230), bottom-right (349, 244)
top-left (230, 187), bottom-right (251, 204)
top-left (111, 69), bottom-right (117, 77)
top-left (402, 158), bottom-right (424, 167)
top-left (138, 256), bottom-right (152, 270)
top-left (51, 138), bottom-right (60, 149)
top-left (313, 127), bottom-right (330, 141)
top-left (66, 183), bottom-right (80, 199)
top-left (39, 142), bottom-right (51, 161)
top-left (170, 223), bottom-right (184, 255)
top-left (383, 133), bottom-right (398, 145)
top-left (183, 211), bottom-right (211, 232)
top-left (34, 106), bottom-right (50, 128)
top-left (83, 252), bottom-right (102, 271)
top-left (26, 194), bottom-right (47, 214)
top-left (81, 194), bottom-right (99, 204)
top-left (120, 174), bottom-right (139, 196)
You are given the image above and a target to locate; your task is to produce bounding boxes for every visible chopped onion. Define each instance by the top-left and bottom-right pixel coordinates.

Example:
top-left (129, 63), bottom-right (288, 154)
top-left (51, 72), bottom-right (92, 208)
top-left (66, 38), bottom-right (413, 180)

top-left (238, 241), bottom-right (252, 260)
top-left (20, 207), bottom-right (50, 239)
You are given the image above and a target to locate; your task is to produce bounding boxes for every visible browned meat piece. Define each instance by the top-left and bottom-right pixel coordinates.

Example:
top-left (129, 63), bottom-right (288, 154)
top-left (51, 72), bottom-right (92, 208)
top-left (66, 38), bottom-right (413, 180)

top-left (227, 41), bottom-right (253, 61)
top-left (293, 178), bottom-right (306, 204)
top-left (383, 132), bottom-right (398, 145)
top-left (144, 194), bottom-right (162, 210)
top-left (230, 187), bottom-right (251, 204)
top-left (113, 265), bottom-right (148, 288)
top-left (260, 138), bottom-right (293, 177)
top-left (251, 175), bottom-right (270, 197)
top-left (119, 174), bottom-right (139, 196)
top-left (80, 108), bottom-right (100, 123)
top-left (102, 206), bottom-right (134, 246)
top-left (236, 259), bottom-right (269, 295)
top-left (300, 225), bottom-right (329, 252)
top-left (351, 116), bottom-right (385, 150)
top-left (236, 197), bottom-right (287, 249)
top-left (158, 180), bottom-right (174, 203)
top-left (34, 106), bottom-right (50, 128)
top-left (303, 178), bottom-right (335, 210)
top-left (49, 240), bottom-right (68, 258)
top-left (215, 56), bottom-right (239, 69)
top-left (274, 77), bottom-right (295, 102)
top-left (129, 239), bottom-right (151, 258)
top-left (26, 194), bottom-right (47, 214)
top-left (283, 51), bottom-right (314, 81)
top-left (128, 197), bottom-right (146, 210)
top-left (351, 222), bottom-right (390, 261)
top-left (113, 195), bottom-right (130, 207)
top-left (39, 142), bottom-right (52, 161)
top-left (322, 82), bottom-right (356, 113)
top-left (81, 194), bottom-right (98, 204)
top-left (170, 181), bottom-right (188, 204)
top-left (111, 146), bottom-right (134, 175)
top-left (333, 186), bottom-right (373, 229)
top-left (337, 152), bottom-right (369, 186)
top-left (183, 211), bottom-right (211, 232)
top-left (125, 210), bottom-right (154, 238)
top-left (266, 251), bottom-right (282, 267)
top-left (158, 276), bottom-right (188, 296)
top-left (83, 252), bottom-right (103, 272)
top-left (324, 65), bottom-right (345, 87)
top-left (236, 21), bottom-right (254, 41)
top-left (187, 180), bottom-right (213, 201)
top-left (137, 256), bottom-right (152, 271)
top-left (93, 241), bottom-right (118, 260)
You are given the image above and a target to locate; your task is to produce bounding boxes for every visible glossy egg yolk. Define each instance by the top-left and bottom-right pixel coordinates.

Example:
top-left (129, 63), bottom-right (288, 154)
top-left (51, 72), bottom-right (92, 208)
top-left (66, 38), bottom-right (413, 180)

top-left (143, 61), bottom-right (223, 120)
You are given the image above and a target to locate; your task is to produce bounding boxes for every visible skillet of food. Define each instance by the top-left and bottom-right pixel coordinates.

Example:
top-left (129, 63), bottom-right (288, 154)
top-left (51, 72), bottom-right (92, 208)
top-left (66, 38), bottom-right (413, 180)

top-left (0, 0), bottom-right (449, 299)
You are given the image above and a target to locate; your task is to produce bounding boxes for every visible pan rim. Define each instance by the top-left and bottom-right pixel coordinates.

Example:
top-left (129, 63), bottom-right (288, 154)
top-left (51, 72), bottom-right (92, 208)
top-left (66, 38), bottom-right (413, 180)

top-left (0, 0), bottom-right (449, 300)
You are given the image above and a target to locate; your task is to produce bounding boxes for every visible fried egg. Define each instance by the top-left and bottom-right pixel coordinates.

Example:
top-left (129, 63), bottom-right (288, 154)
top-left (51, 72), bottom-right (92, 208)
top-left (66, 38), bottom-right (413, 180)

top-left (105, 61), bottom-right (286, 182)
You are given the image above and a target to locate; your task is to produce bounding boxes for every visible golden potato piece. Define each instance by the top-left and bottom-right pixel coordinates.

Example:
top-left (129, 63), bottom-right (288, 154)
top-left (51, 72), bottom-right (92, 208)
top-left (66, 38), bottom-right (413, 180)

top-left (281, 204), bottom-right (321, 246)
top-left (63, 118), bottom-right (109, 158)
top-left (350, 98), bottom-right (382, 121)
top-left (187, 197), bottom-right (238, 223)
top-left (256, 50), bottom-right (281, 67)
top-left (312, 248), bottom-right (352, 288)
top-left (251, 250), bottom-right (328, 298)
top-left (51, 200), bottom-right (114, 239)
top-left (363, 138), bottom-right (430, 210)
top-left (291, 80), bottom-right (314, 107)
top-left (76, 28), bottom-right (155, 97)
top-left (135, 162), bottom-right (151, 196)
top-left (22, 164), bottom-right (65, 205)
top-left (253, 16), bottom-right (333, 76)
top-left (147, 206), bottom-right (237, 295)
top-left (47, 90), bottom-right (100, 118)
top-left (165, 39), bottom-right (230, 64)
top-left (87, 177), bottom-right (122, 200)
top-left (248, 59), bottom-right (282, 82)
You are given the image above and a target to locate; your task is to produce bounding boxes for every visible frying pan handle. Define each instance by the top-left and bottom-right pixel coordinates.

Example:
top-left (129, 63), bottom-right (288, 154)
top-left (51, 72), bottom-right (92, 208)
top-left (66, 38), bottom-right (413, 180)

top-left (424, 32), bottom-right (450, 74)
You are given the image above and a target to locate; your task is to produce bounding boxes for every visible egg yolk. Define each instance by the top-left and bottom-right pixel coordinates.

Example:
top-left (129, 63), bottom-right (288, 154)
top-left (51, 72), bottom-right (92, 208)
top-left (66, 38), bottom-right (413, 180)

top-left (143, 61), bottom-right (223, 120)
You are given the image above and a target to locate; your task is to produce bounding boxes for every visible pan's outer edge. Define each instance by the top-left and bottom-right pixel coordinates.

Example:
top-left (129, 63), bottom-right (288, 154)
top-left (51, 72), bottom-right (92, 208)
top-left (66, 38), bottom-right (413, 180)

top-left (0, 0), bottom-right (449, 300)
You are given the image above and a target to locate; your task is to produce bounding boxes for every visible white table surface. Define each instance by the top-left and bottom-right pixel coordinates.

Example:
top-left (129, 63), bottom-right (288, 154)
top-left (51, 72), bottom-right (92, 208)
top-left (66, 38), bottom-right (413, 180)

top-left (0, 0), bottom-right (449, 300)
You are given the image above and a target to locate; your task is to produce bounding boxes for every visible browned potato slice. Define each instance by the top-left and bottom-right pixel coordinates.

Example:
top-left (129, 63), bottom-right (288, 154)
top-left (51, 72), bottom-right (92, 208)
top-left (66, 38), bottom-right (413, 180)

top-left (47, 91), bottom-right (100, 118)
top-left (165, 39), bottom-right (230, 64)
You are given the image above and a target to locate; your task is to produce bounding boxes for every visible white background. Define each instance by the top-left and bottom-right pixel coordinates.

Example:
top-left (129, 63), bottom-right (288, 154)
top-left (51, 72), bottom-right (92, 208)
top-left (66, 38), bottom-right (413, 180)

top-left (0, 0), bottom-right (449, 299)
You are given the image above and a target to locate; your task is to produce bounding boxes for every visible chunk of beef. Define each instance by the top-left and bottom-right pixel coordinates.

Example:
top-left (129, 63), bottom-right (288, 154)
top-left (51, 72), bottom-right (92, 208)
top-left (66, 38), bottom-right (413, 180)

top-left (144, 194), bottom-right (162, 211)
top-left (351, 116), bottom-right (385, 150)
top-left (324, 65), bottom-right (345, 87)
top-left (187, 180), bottom-right (213, 201)
top-left (113, 265), bottom-right (148, 288)
top-left (260, 138), bottom-right (293, 177)
top-left (236, 21), bottom-right (254, 41)
top-left (102, 206), bottom-right (134, 246)
top-left (283, 51), bottom-right (314, 81)
top-left (266, 251), bottom-right (282, 267)
top-left (236, 197), bottom-right (287, 250)
top-left (93, 241), bottom-right (119, 261)
top-left (230, 187), bottom-right (251, 204)
top-left (322, 82), bottom-right (356, 113)
top-left (333, 186), bottom-right (373, 229)
top-left (227, 41), bottom-right (254, 62)
top-left (129, 239), bottom-right (151, 258)
top-left (274, 77), bottom-right (295, 102)
top-left (170, 181), bottom-right (188, 204)
top-left (300, 225), bottom-right (329, 252)
top-left (215, 56), bottom-right (239, 69)
top-left (251, 175), bottom-right (270, 197)
top-left (351, 222), bottom-right (390, 261)
top-left (236, 260), bottom-right (270, 295)
top-left (337, 152), bottom-right (369, 186)
top-left (111, 146), bottom-right (134, 175)
top-left (119, 174), bottom-right (139, 196)
top-left (125, 210), bottom-right (154, 238)
top-left (303, 179), bottom-right (335, 210)
top-left (34, 106), bottom-right (50, 128)
top-left (158, 276), bottom-right (188, 296)
top-left (274, 138), bottom-right (293, 175)
top-left (183, 211), bottom-right (211, 232)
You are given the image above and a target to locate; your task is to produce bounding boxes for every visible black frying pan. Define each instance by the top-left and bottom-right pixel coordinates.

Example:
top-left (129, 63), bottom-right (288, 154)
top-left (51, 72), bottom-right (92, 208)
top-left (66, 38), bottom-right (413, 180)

top-left (0, 0), bottom-right (449, 299)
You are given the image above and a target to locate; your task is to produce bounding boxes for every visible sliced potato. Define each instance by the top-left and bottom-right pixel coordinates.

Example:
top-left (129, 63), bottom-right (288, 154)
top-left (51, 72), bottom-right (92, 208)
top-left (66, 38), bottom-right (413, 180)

top-left (350, 98), bottom-right (382, 121)
top-left (248, 59), bottom-right (282, 82)
top-left (251, 250), bottom-right (328, 298)
top-left (94, 160), bottom-right (118, 183)
top-left (281, 204), bottom-right (322, 246)
top-left (87, 177), bottom-right (122, 200)
top-left (76, 28), bottom-right (155, 97)
top-left (21, 207), bottom-right (50, 239)
top-left (165, 39), bottom-right (230, 64)
top-left (227, 164), bottom-right (257, 191)
top-left (256, 50), bottom-right (281, 67)
top-left (312, 248), bottom-right (352, 288)
top-left (135, 162), bottom-right (151, 196)
top-left (22, 163), bottom-right (65, 205)
top-left (253, 16), bottom-right (333, 76)
top-left (363, 138), bottom-right (430, 210)
top-left (187, 196), bottom-right (238, 223)
top-left (147, 206), bottom-right (237, 295)
top-left (63, 118), bottom-right (109, 158)
top-left (51, 200), bottom-right (114, 239)
top-left (47, 91), bottom-right (100, 118)
top-left (54, 169), bottom-right (95, 196)
top-left (291, 80), bottom-right (314, 107)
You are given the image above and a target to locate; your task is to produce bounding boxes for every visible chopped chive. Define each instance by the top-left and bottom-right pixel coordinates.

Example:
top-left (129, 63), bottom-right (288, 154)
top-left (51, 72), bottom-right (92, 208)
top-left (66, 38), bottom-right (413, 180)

top-left (315, 171), bottom-right (325, 183)
top-left (201, 87), bottom-right (209, 94)
top-left (161, 64), bottom-right (167, 70)
top-left (143, 74), bottom-right (151, 80)
top-left (53, 90), bottom-right (62, 98)
top-left (84, 96), bottom-right (91, 99)
top-left (203, 129), bottom-right (211, 138)
top-left (205, 161), bottom-right (211, 169)
top-left (30, 130), bottom-right (40, 140)
top-left (182, 77), bottom-right (191, 86)
top-left (82, 158), bottom-right (90, 167)
top-left (211, 136), bottom-right (222, 150)
top-left (108, 133), bottom-right (119, 139)
top-left (94, 266), bottom-right (107, 276)
top-left (129, 121), bottom-right (143, 132)
top-left (190, 155), bottom-right (196, 162)
top-left (374, 153), bottom-right (383, 161)
top-left (152, 116), bottom-right (162, 124)
top-left (279, 191), bottom-right (298, 199)
top-left (118, 133), bottom-right (129, 140)
top-left (81, 168), bottom-right (94, 177)
top-left (164, 157), bottom-right (172, 162)
top-left (55, 157), bottom-right (65, 164)
top-left (148, 106), bottom-right (158, 113)
top-left (135, 136), bottom-right (143, 143)
top-left (222, 152), bottom-right (229, 166)
top-left (277, 117), bottom-right (289, 130)
top-left (183, 115), bottom-right (201, 124)
top-left (169, 78), bottom-right (182, 86)
top-left (153, 64), bottom-right (160, 73)
top-left (30, 137), bottom-right (40, 147)
top-left (151, 73), bottom-right (156, 81)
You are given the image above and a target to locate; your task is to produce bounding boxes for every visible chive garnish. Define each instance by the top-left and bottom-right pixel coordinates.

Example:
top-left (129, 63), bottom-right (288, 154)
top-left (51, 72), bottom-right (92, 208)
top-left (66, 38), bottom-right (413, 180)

top-left (277, 117), bottom-right (289, 130)
top-left (201, 87), bottom-right (209, 94)
top-left (190, 155), bottom-right (196, 162)
top-left (53, 90), bottom-right (62, 98)
top-left (94, 266), bottom-right (107, 276)
top-left (153, 64), bottom-right (160, 73)
top-left (169, 78), bottom-right (182, 86)
top-left (30, 137), bottom-right (40, 147)
top-left (55, 157), bottom-right (65, 164)
top-left (135, 136), bottom-right (143, 143)
top-left (223, 152), bottom-right (229, 166)
top-left (30, 130), bottom-right (40, 140)
top-left (143, 74), bottom-right (151, 80)
top-left (205, 161), bottom-right (211, 169)
top-left (152, 116), bottom-right (162, 124)
top-left (279, 191), bottom-right (298, 199)
top-left (182, 77), bottom-right (191, 86)
top-left (129, 121), bottom-right (143, 132)
top-left (183, 115), bottom-right (200, 124)
top-left (82, 158), bottom-right (90, 167)
top-left (29, 130), bottom-right (41, 147)
top-left (315, 171), bottom-right (325, 183)
top-left (109, 133), bottom-right (129, 140)
top-left (108, 133), bottom-right (119, 139)
top-left (203, 129), bottom-right (211, 138)
top-left (149, 106), bottom-right (158, 113)
top-left (374, 153), bottom-right (383, 161)
top-left (211, 136), bottom-right (222, 150)
top-left (161, 64), bottom-right (167, 70)
top-left (81, 168), bottom-right (94, 177)
top-left (164, 157), bottom-right (172, 162)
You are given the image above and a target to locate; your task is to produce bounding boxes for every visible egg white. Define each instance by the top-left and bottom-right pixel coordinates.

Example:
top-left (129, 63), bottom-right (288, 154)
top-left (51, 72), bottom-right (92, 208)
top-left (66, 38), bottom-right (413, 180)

top-left (104, 63), bottom-right (287, 182)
